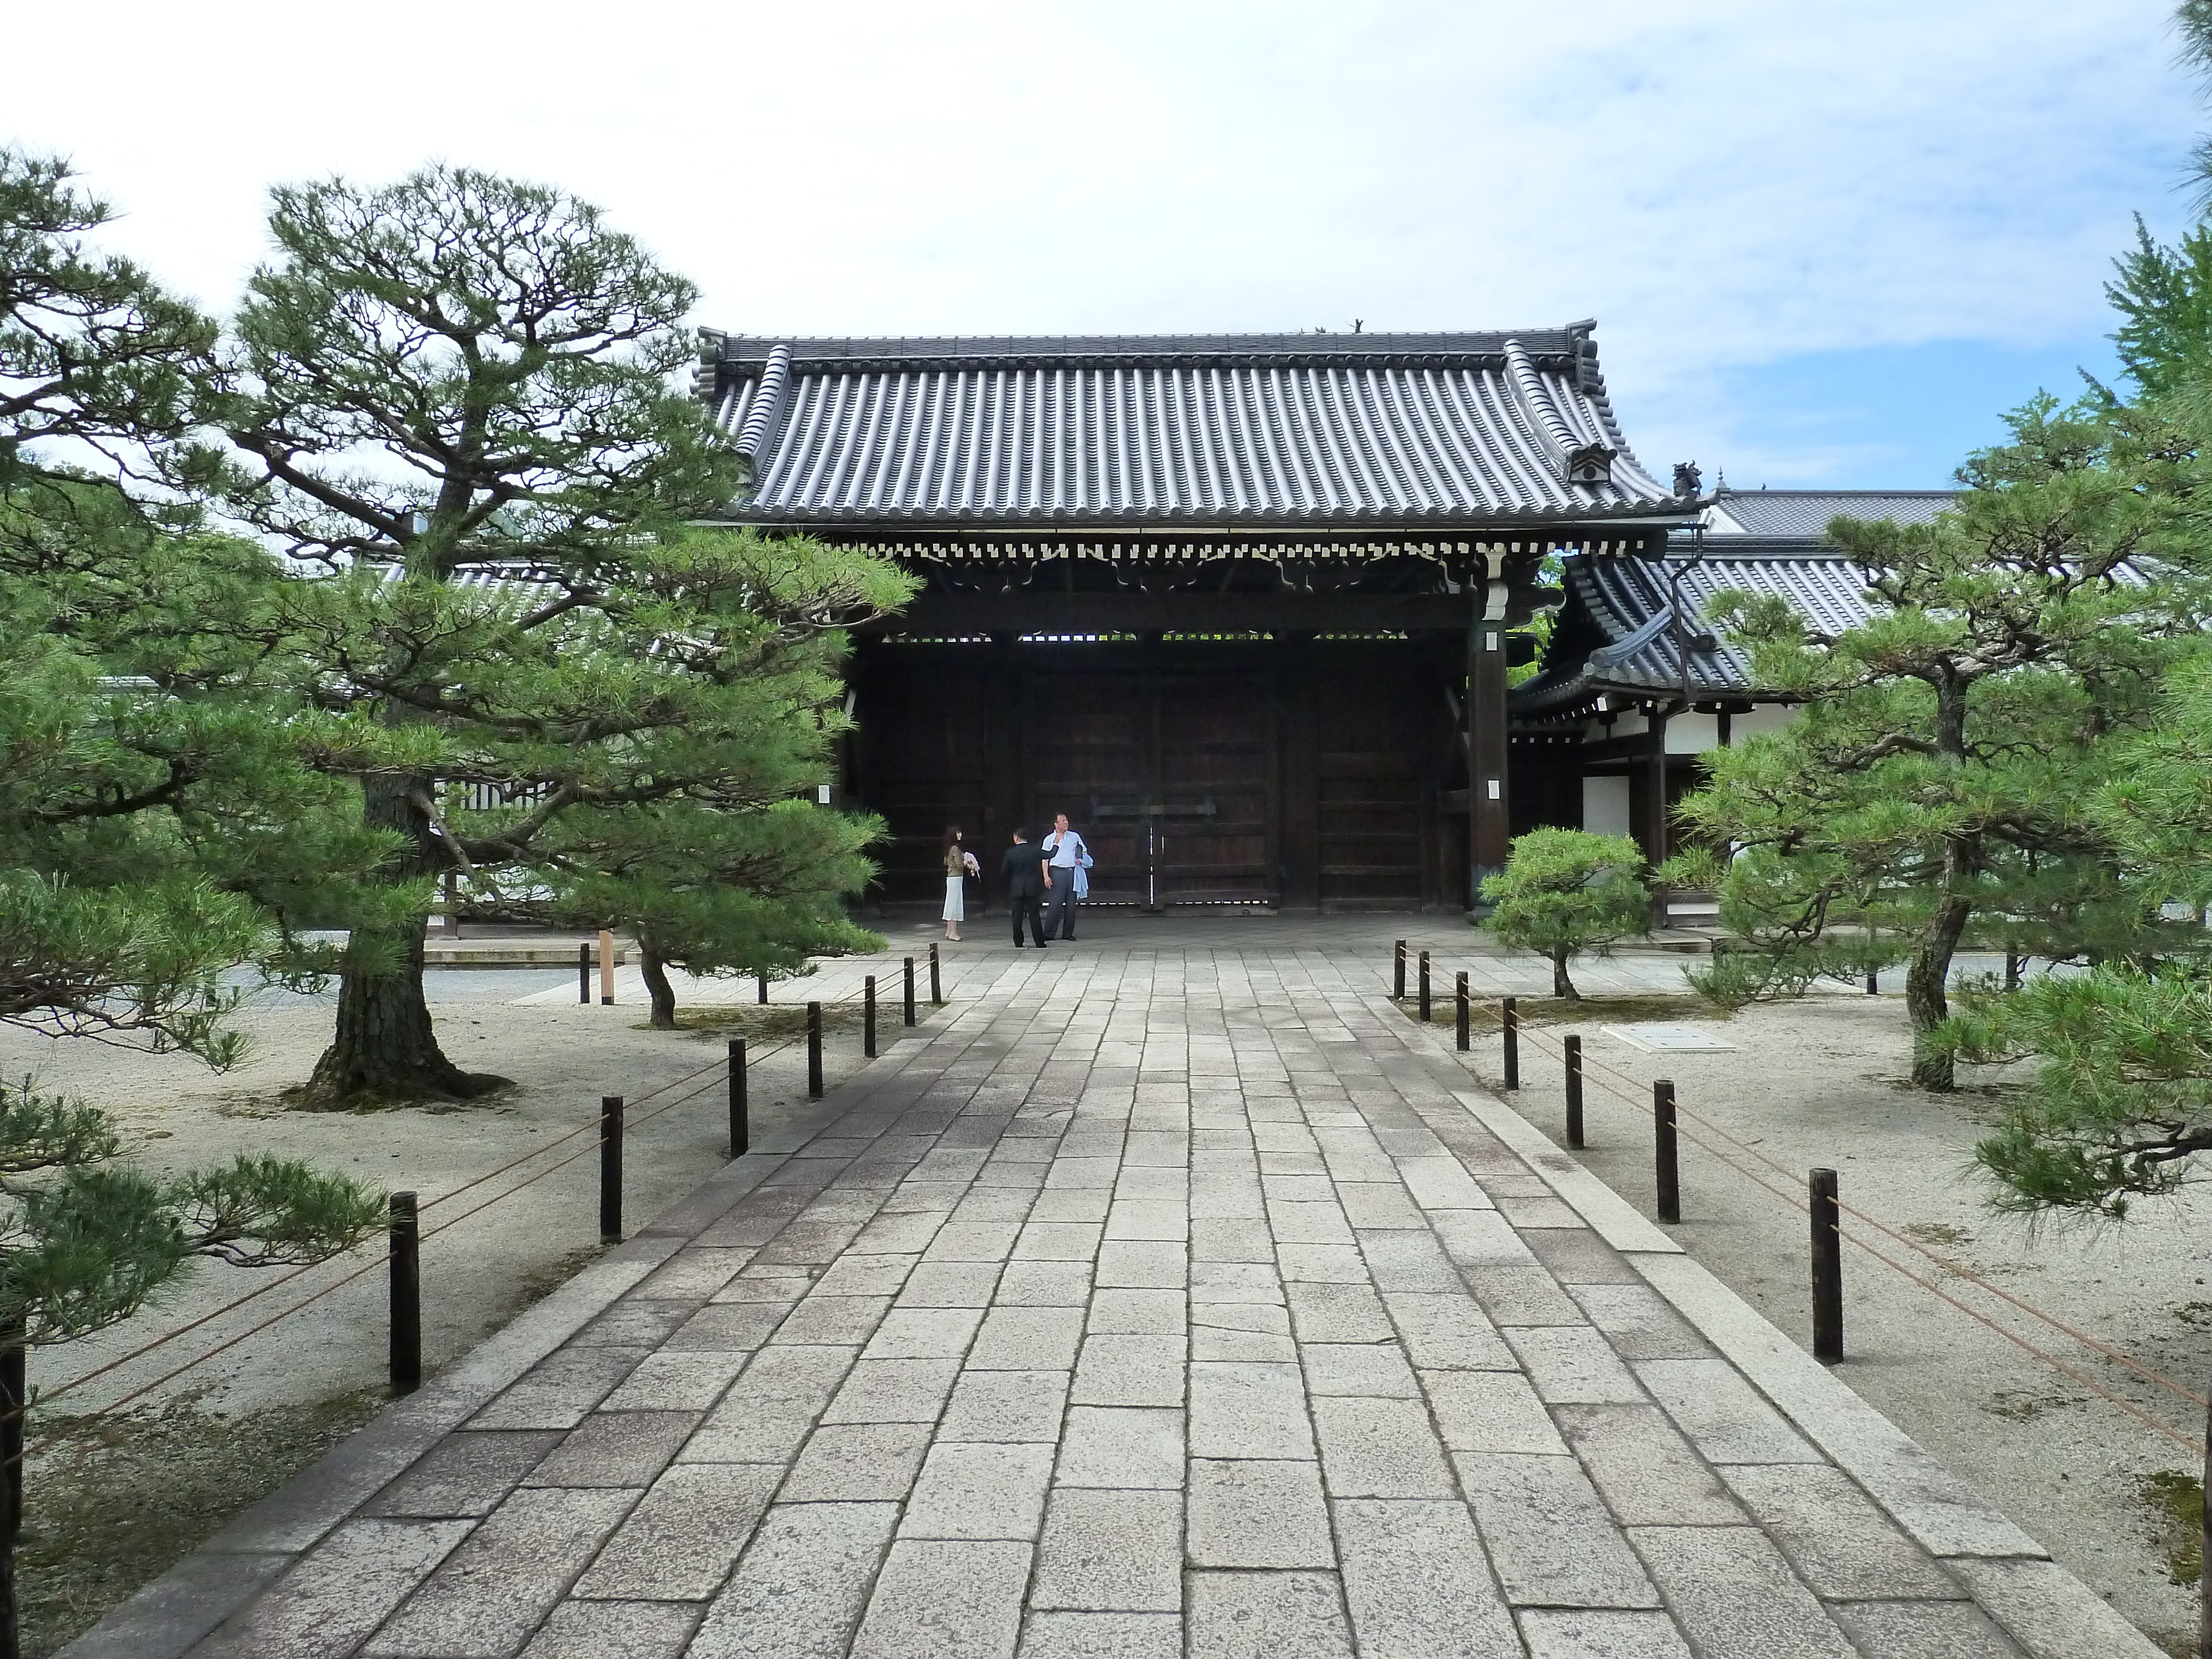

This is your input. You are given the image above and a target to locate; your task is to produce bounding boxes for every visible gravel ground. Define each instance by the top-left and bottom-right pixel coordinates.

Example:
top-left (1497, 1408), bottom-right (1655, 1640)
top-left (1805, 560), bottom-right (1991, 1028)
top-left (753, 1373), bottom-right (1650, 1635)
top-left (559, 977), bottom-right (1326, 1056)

top-left (1448, 989), bottom-right (2210, 1658)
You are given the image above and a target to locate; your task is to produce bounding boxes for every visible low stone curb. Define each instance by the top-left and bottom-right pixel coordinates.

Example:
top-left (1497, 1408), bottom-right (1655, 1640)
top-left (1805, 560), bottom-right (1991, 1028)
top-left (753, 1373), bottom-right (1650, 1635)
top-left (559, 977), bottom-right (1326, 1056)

top-left (1404, 999), bottom-right (2168, 1659)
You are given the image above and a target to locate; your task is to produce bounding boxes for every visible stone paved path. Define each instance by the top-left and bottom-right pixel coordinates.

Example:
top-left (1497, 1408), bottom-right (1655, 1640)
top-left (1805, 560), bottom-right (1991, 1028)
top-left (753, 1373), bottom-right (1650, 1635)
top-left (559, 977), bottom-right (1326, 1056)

top-left (95, 933), bottom-right (2154, 1659)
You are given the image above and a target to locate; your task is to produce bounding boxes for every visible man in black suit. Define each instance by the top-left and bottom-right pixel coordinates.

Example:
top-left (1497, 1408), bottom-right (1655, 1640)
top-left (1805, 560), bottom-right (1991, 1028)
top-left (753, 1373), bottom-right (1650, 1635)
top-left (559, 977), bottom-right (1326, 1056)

top-left (1001, 828), bottom-right (1051, 948)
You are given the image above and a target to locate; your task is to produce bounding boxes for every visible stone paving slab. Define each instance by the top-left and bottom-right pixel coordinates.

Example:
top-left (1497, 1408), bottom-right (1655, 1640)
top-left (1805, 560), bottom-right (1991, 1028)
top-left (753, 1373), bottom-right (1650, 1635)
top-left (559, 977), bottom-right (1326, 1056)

top-left (67, 932), bottom-right (2161, 1658)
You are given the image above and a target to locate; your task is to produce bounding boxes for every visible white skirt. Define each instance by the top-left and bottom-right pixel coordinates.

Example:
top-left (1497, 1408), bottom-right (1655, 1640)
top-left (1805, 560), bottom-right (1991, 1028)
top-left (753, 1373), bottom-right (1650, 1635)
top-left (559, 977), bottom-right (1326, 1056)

top-left (942, 874), bottom-right (966, 921)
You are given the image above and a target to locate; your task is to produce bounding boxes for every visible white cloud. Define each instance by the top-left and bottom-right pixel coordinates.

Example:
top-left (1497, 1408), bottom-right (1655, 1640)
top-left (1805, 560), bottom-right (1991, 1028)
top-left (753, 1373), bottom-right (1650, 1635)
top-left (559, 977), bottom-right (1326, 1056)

top-left (6, 0), bottom-right (2193, 476)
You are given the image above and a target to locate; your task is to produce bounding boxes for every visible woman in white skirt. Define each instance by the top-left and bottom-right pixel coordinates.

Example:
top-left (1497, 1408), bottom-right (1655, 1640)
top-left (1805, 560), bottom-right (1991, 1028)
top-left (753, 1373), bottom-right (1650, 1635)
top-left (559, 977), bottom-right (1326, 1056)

top-left (941, 826), bottom-right (979, 941)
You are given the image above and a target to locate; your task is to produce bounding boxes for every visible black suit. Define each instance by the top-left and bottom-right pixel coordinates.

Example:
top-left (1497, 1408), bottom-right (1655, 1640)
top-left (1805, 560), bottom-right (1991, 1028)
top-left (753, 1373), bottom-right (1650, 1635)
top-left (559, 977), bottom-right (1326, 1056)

top-left (1001, 843), bottom-right (1050, 947)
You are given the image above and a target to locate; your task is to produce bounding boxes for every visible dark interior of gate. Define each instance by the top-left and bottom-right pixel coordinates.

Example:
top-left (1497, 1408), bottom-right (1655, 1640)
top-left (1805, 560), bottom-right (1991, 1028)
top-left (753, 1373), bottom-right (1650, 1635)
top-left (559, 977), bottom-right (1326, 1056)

top-left (853, 635), bottom-right (1456, 912)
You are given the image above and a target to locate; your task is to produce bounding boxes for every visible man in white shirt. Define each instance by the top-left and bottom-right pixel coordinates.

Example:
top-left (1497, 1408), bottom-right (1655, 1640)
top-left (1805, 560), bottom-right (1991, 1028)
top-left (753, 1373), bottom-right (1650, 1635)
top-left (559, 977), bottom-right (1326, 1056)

top-left (1042, 813), bottom-right (1088, 941)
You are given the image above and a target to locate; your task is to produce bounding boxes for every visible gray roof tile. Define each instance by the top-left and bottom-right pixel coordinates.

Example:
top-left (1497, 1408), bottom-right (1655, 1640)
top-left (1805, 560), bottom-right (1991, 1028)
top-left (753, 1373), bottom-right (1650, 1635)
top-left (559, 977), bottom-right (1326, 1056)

top-left (697, 328), bottom-right (1678, 529)
top-left (1705, 489), bottom-right (1955, 537)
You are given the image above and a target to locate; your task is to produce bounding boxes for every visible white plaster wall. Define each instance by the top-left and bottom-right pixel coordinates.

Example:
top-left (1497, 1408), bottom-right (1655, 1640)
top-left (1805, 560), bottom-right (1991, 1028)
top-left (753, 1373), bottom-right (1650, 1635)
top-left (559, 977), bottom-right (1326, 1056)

top-left (1666, 712), bottom-right (1719, 754)
top-left (1730, 703), bottom-right (1801, 740)
top-left (1583, 775), bottom-right (1632, 837)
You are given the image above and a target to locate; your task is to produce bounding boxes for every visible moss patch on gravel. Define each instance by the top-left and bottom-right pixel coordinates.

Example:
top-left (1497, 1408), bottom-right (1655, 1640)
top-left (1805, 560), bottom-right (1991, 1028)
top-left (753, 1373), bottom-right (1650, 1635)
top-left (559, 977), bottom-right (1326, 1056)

top-left (656, 1003), bottom-right (871, 1041)
top-left (2137, 1469), bottom-right (2204, 1589)
top-left (20, 1391), bottom-right (382, 1658)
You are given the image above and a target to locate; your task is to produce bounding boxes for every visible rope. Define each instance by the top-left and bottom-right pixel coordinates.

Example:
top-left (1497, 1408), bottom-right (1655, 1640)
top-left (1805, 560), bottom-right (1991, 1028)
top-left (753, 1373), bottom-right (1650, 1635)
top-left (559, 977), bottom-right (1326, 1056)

top-left (1395, 958), bottom-right (2212, 1434)
top-left (26, 979), bottom-right (899, 1438)
top-left (1513, 1016), bottom-right (2212, 1415)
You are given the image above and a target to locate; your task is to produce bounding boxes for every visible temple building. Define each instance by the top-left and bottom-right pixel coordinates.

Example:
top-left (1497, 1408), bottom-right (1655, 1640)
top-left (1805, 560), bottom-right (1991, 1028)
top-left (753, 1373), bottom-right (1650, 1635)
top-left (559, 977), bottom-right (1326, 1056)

top-left (695, 326), bottom-right (1940, 914)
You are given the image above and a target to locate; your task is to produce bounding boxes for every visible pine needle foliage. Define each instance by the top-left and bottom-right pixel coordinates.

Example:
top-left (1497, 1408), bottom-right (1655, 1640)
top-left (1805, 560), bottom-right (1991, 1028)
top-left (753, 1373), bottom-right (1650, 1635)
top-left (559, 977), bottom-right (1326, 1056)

top-left (1666, 395), bottom-right (2204, 1089)
top-left (1479, 830), bottom-right (1649, 999)
top-left (1948, 656), bottom-right (2212, 1213)
top-left (2, 153), bottom-right (400, 1063)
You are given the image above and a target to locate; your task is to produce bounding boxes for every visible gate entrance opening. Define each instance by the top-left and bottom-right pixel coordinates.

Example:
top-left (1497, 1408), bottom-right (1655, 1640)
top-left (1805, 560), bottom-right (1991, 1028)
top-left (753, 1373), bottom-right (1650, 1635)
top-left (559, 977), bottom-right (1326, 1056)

top-left (1029, 672), bottom-right (1272, 907)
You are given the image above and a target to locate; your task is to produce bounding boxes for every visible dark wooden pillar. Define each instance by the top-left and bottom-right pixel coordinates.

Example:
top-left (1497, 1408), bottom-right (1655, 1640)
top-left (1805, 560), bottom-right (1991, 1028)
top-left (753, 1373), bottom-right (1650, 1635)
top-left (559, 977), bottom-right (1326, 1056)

top-left (984, 634), bottom-right (1022, 910)
top-left (1279, 635), bottom-right (1321, 911)
top-left (1468, 604), bottom-right (1511, 907)
top-left (1644, 700), bottom-right (1673, 926)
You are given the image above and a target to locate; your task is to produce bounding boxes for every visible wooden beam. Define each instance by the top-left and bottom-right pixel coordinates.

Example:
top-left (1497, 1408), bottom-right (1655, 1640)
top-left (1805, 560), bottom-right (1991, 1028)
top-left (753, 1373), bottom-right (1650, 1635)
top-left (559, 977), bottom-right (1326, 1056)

top-left (860, 592), bottom-right (1488, 636)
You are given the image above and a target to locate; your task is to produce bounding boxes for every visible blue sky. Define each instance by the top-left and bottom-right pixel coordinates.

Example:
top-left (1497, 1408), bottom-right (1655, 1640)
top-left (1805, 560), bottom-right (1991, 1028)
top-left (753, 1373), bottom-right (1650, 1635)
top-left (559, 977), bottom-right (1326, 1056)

top-left (5, 1), bottom-right (2198, 489)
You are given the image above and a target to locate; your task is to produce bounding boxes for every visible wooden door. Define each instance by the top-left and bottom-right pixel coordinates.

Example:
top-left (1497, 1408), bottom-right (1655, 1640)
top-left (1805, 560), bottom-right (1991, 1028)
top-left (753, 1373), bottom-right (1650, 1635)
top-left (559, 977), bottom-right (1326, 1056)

top-left (1313, 649), bottom-right (1428, 908)
top-left (1026, 665), bottom-right (1277, 906)
top-left (1026, 674), bottom-right (1147, 904)
top-left (860, 649), bottom-right (989, 902)
top-left (1155, 675), bottom-right (1273, 902)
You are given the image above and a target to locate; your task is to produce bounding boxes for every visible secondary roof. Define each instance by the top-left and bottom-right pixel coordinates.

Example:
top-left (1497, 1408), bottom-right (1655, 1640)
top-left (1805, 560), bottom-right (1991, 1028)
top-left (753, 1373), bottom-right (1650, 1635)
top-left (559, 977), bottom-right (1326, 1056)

top-left (1704, 487), bottom-right (1957, 536)
top-left (696, 327), bottom-right (1683, 531)
top-left (1513, 537), bottom-right (1880, 714)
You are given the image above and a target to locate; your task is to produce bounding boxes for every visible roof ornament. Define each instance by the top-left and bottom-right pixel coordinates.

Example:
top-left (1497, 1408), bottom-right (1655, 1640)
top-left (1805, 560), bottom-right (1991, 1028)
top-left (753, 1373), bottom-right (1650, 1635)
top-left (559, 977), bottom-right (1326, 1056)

top-left (1672, 461), bottom-right (1702, 499)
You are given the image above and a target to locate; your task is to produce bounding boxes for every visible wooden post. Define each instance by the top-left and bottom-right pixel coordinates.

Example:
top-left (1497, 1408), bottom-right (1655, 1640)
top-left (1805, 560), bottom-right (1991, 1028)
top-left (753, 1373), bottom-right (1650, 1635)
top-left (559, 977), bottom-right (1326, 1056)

top-left (930, 943), bottom-right (943, 1006)
top-left (1810, 1168), bottom-right (1843, 1363)
top-left (577, 943), bottom-right (591, 1005)
top-left (757, 972), bottom-right (769, 1005)
top-left (389, 1191), bottom-right (421, 1398)
top-left (1865, 968), bottom-right (1879, 995)
top-left (807, 1002), bottom-right (824, 1098)
top-left (599, 1095), bottom-right (624, 1242)
top-left (903, 957), bottom-right (917, 1026)
top-left (597, 929), bottom-right (615, 1006)
top-left (1455, 972), bottom-right (1470, 1051)
top-left (1394, 940), bottom-right (1406, 1000)
top-left (1565, 1034), bottom-right (1585, 1149)
top-left (728, 1039), bottom-right (748, 1158)
top-left (1418, 951), bottom-right (1432, 1022)
top-left (864, 975), bottom-right (878, 1059)
top-left (1502, 996), bottom-right (1520, 1091)
top-left (441, 870), bottom-right (460, 936)
top-left (1655, 1078), bottom-right (1679, 1224)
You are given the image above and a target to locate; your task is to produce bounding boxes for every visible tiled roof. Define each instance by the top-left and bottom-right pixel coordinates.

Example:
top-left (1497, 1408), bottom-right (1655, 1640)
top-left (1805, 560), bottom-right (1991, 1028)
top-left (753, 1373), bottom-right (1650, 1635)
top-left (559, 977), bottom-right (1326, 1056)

top-left (697, 328), bottom-right (1682, 529)
top-left (1705, 488), bottom-right (1956, 536)
top-left (1513, 537), bottom-right (1880, 712)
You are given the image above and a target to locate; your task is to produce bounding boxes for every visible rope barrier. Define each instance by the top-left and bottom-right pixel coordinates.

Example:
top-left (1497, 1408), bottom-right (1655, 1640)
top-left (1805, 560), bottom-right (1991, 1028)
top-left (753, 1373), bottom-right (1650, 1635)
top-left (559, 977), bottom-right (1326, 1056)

top-left (1508, 1015), bottom-right (2212, 1416)
top-left (1392, 953), bottom-right (2212, 1442)
top-left (24, 974), bottom-right (905, 1448)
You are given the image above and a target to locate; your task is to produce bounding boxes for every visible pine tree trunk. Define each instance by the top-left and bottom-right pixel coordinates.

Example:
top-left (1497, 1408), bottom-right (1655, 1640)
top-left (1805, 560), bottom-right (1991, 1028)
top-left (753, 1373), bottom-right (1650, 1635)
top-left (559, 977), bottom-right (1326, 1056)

top-left (1907, 880), bottom-right (1973, 1092)
top-left (1, 1322), bottom-right (23, 1659)
top-left (303, 774), bottom-right (507, 1105)
top-left (640, 947), bottom-right (677, 1030)
top-left (1553, 947), bottom-right (1578, 1000)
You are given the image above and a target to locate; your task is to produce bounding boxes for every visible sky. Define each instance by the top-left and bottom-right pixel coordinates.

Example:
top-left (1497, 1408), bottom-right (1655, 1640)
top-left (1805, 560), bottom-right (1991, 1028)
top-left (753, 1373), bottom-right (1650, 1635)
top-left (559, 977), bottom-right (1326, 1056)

top-left (7, 1), bottom-right (2201, 488)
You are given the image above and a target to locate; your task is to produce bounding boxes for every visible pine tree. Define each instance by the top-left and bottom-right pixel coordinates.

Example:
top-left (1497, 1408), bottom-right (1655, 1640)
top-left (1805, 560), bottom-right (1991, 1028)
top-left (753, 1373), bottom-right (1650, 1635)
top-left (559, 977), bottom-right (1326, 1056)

top-left (1668, 397), bottom-right (2201, 1088)
top-left (2, 153), bottom-right (395, 1061)
top-left (1480, 830), bottom-right (1649, 999)
top-left (1949, 654), bottom-right (2212, 1212)
top-left (179, 168), bottom-right (912, 1103)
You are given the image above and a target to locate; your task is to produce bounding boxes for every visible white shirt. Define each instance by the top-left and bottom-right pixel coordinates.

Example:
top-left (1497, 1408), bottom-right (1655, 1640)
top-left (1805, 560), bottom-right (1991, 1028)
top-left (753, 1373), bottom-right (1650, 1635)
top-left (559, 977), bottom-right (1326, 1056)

top-left (1046, 829), bottom-right (1087, 869)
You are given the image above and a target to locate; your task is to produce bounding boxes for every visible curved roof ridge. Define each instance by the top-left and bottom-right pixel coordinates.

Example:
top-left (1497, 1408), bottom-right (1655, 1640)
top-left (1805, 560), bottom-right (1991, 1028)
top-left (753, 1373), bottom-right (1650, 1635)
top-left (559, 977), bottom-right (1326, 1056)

top-left (732, 342), bottom-right (792, 468)
top-left (700, 323), bottom-right (1689, 527)
top-left (1501, 338), bottom-right (1582, 459)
